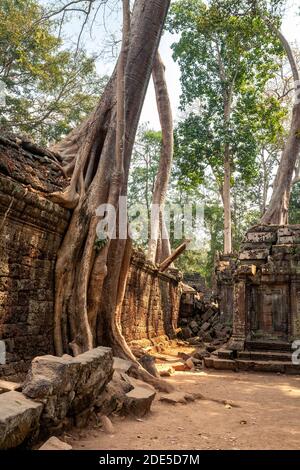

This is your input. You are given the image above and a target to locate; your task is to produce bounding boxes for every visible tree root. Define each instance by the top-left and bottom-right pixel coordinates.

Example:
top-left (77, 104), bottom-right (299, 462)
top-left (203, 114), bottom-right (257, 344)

top-left (130, 365), bottom-right (175, 393)
top-left (48, 187), bottom-right (80, 209)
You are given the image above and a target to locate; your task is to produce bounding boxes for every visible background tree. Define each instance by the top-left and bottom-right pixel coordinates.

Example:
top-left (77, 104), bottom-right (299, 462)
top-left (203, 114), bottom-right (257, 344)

top-left (148, 51), bottom-right (173, 264)
top-left (167, 0), bottom-right (285, 253)
top-left (0, 0), bottom-right (107, 144)
top-left (289, 182), bottom-right (300, 224)
top-left (128, 126), bottom-right (161, 228)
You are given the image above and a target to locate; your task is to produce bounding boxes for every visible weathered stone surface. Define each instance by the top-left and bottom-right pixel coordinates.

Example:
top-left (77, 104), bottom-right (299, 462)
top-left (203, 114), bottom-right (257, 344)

top-left (202, 308), bottom-right (215, 323)
top-left (181, 327), bottom-right (192, 339)
top-left (120, 252), bottom-right (182, 342)
top-left (0, 380), bottom-right (21, 393)
top-left (0, 143), bottom-right (70, 380)
top-left (239, 248), bottom-right (269, 260)
top-left (185, 358), bottom-right (195, 370)
top-left (200, 321), bottom-right (211, 332)
top-left (189, 320), bottom-right (199, 333)
top-left (171, 361), bottom-right (189, 372)
top-left (95, 370), bottom-right (133, 416)
top-left (192, 348), bottom-right (210, 360)
top-left (245, 231), bottom-right (277, 243)
top-left (186, 336), bottom-right (203, 346)
top-left (247, 225), bottom-right (279, 233)
top-left (113, 357), bottom-right (136, 374)
top-left (207, 224), bottom-right (300, 374)
top-left (39, 436), bottom-right (72, 450)
top-left (124, 386), bottom-right (156, 418)
top-left (22, 347), bottom-right (113, 430)
top-left (202, 332), bottom-right (213, 343)
top-left (0, 391), bottom-right (43, 449)
top-left (121, 373), bottom-right (155, 392)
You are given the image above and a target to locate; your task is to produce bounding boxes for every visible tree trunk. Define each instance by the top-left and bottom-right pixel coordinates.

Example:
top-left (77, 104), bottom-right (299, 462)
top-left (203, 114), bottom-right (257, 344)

top-left (223, 144), bottom-right (232, 253)
top-left (148, 51), bottom-right (173, 263)
top-left (159, 240), bottom-right (190, 272)
top-left (50, 0), bottom-right (171, 385)
top-left (223, 91), bottom-right (232, 254)
top-left (261, 25), bottom-right (300, 225)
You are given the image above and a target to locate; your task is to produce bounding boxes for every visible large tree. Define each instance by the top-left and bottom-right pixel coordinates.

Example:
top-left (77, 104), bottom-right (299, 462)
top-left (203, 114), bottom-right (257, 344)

top-left (168, 0), bottom-right (284, 252)
top-left (260, 22), bottom-right (300, 224)
top-left (48, 0), bottom-right (172, 390)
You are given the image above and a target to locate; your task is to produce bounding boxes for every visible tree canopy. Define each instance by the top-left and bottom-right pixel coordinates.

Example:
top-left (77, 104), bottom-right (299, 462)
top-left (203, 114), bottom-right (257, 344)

top-left (0, 0), bottom-right (107, 144)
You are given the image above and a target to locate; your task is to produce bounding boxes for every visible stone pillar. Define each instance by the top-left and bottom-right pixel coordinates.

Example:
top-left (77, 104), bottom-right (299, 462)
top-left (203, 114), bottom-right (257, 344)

top-left (215, 254), bottom-right (237, 326)
top-left (290, 278), bottom-right (300, 342)
top-left (228, 265), bottom-right (256, 351)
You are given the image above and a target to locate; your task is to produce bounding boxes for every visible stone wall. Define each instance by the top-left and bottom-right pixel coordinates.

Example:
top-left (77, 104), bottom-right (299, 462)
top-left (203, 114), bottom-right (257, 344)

top-left (0, 136), bottom-right (182, 380)
top-left (121, 251), bottom-right (182, 342)
top-left (0, 137), bottom-right (70, 380)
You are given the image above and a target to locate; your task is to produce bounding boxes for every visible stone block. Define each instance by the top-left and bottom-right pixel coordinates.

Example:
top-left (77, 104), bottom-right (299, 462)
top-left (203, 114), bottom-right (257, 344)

top-left (22, 347), bottom-right (113, 427)
top-left (201, 308), bottom-right (214, 323)
top-left (0, 380), bottom-right (21, 393)
top-left (181, 326), bottom-right (192, 339)
top-left (278, 236), bottom-right (300, 245)
top-left (278, 226), bottom-right (300, 237)
top-left (239, 249), bottom-right (269, 260)
top-left (200, 322), bottom-right (211, 332)
top-left (245, 232), bottom-right (276, 243)
top-left (189, 320), bottom-right (199, 333)
top-left (39, 436), bottom-right (72, 450)
top-left (0, 391), bottom-right (43, 449)
top-left (124, 386), bottom-right (155, 418)
top-left (113, 357), bottom-right (136, 374)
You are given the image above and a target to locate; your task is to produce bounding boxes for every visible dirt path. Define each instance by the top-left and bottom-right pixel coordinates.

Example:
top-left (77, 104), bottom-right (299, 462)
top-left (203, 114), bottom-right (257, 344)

top-left (69, 369), bottom-right (300, 450)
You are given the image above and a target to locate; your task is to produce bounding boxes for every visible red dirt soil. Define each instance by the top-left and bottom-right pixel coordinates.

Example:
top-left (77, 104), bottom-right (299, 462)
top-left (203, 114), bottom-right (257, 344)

top-left (68, 369), bottom-right (300, 450)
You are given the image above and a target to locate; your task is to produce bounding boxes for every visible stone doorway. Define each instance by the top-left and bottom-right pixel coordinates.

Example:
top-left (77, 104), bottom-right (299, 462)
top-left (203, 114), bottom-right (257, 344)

top-left (248, 285), bottom-right (289, 342)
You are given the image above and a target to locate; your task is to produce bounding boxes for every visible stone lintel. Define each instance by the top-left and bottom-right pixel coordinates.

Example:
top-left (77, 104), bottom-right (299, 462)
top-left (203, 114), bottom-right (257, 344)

top-left (239, 248), bottom-right (270, 261)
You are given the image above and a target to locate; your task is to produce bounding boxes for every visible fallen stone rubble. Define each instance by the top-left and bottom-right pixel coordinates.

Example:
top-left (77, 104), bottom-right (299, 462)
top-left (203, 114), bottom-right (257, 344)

top-left (0, 348), bottom-right (157, 450)
top-left (179, 296), bottom-right (232, 350)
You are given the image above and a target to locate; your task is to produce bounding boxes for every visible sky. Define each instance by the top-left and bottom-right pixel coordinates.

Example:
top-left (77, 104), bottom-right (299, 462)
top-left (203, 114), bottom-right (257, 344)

top-left (52, 0), bottom-right (300, 130)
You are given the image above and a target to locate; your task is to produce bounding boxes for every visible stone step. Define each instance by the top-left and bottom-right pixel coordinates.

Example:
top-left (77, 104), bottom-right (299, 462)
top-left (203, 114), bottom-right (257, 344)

top-left (245, 340), bottom-right (291, 352)
top-left (204, 356), bottom-right (300, 375)
top-left (236, 359), bottom-right (295, 374)
top-left (215, 348), bottom-right (234, 360)
top-left (204, 357), bottom-right (235, 370)
top-left (237, 351), bottom-right (292, 362)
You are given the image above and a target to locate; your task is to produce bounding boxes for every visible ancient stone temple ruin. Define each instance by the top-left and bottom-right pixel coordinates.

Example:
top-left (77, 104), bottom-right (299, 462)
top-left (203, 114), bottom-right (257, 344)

top-left (0, 136), bottom-right (183, 449)
top-left (208, 225), bottom-right (300, 373)
top-left (0, 136), bottom-right (182, 383)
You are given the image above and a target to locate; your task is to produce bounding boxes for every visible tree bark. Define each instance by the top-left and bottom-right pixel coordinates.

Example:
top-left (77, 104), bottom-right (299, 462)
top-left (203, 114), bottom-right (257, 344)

top-left (217, 43), bottom-right (233, 254)
top-left (261, 24), bottom-right (300, 225)
top-left (148, 51), bottom-right (173, 263)
top-left (223, 91), bottom-right (233, 254)
top-left (51, 0), bottom-right (171, 377)
top-left (223, 144), bottom-right (232, 253)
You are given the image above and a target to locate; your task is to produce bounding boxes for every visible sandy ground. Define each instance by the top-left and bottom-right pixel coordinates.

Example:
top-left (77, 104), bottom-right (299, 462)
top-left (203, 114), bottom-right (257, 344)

top-left (69, 369), bottom-right (300, 450)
